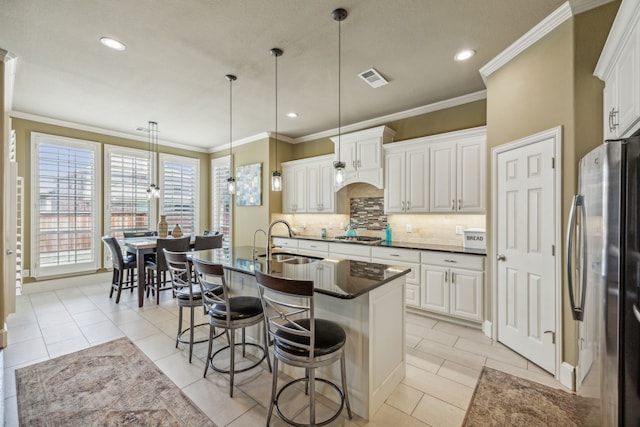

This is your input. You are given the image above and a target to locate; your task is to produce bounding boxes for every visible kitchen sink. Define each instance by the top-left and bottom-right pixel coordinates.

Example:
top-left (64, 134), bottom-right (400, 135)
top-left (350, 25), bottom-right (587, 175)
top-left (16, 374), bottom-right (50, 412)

top-left (259, 253), bottom-right (320, 264)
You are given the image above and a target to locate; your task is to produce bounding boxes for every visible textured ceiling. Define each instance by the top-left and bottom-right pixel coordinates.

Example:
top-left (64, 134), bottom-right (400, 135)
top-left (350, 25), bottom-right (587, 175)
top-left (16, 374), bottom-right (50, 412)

top-left (1, 0), bottom-right (573, 150)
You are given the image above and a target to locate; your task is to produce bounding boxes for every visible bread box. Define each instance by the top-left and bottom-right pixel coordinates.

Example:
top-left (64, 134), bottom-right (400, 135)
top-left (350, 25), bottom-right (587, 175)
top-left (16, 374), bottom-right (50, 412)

top-left (463, 229), bottom-right (486, 250)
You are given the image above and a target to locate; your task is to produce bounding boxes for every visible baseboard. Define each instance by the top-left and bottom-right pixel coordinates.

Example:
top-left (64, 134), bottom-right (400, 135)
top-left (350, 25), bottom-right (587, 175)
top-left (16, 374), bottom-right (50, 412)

top-left (21, 272), bottom-right (111, 294)
top-left (560, 362), bottom-right (576, 391)
top-left (482, 320), bottom-right (493, 339)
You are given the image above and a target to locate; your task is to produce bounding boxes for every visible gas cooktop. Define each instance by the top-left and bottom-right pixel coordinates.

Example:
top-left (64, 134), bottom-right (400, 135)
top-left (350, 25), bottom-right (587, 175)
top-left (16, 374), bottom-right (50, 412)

top-left (333, 236), bottom-right (384, 245)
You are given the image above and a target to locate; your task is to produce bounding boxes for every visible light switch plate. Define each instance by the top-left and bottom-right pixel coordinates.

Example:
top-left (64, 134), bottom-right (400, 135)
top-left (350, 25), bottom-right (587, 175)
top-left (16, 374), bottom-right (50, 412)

top-left (406, 224), bottom-right (412, 233)
top-left (455, 226), bottom-right (463, 235)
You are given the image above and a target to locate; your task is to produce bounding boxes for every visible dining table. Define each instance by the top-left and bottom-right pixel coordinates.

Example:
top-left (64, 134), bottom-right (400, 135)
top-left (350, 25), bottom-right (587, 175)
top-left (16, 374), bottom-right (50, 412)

top-left (123, 236), bottom-right (195, 307)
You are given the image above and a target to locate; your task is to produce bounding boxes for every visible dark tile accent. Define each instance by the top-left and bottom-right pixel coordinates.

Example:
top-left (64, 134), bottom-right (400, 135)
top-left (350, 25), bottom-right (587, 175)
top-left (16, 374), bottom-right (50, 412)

top-left (350, 197), bottom-right (387, 231)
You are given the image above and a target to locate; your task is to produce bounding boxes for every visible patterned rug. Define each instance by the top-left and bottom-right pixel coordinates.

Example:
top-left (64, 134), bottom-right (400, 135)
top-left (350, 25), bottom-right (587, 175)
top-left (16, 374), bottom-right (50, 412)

top-left (15, 337), bottom-right (215, 427)
top-left (463, 367), bottom-right (599, 427)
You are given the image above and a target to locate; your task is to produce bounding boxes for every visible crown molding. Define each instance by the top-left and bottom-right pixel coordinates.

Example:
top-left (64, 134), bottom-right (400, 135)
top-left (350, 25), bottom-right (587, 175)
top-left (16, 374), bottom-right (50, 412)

top-left (480, 2), bottom-right (573, 82)
top-left (480, 0), bottom-right (614, 82)
top-left (9, 110), bottom-right (210, 153)
top-left (293, 90), bottom-right (487, 143)
top-left (594, 0), bottom-right (640, 79)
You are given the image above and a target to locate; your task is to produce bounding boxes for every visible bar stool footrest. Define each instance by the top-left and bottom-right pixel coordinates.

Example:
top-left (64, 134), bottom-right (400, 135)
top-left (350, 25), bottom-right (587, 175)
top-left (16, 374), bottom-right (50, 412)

top-left (274, 377), bottom-right (345, 427)
top-left (208, 342), bottom-right (267, 374)
top-left (177, 322), bottom-right (209, 345)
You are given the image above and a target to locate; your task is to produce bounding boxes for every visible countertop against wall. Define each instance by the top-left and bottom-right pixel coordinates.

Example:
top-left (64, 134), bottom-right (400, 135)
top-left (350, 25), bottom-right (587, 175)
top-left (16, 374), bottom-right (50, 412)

top-left (276, 234), bottom-right (487, 256)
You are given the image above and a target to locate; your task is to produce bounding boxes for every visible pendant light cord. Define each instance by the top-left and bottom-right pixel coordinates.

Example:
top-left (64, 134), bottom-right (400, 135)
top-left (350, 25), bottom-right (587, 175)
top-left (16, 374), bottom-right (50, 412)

top-left (338, 15), bottom-right (341, 160)
top-left (275, 51), bottom-right (278, 170)
top-left (229, 79), bottom-right (233, 160)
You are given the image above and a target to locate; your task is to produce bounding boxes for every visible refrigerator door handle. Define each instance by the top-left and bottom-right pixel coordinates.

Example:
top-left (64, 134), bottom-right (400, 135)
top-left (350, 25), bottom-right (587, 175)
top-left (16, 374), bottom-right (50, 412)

top-left (633, 304), bottom-right (640, 324)
top-left (566, 194), bottom-right (586, 321)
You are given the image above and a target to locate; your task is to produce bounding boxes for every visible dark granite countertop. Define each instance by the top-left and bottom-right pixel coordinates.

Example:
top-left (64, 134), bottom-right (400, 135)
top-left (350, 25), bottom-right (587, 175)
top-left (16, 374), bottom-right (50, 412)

top-left (191, 246), bottom-right (410, 300)
top-left (275, 234), bottom-right (487, 256)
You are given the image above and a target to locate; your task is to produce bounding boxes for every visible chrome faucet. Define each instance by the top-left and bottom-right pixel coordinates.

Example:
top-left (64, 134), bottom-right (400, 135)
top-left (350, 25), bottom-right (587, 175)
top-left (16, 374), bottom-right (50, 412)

top-left (252, 228), bottom-right (266, 260)
top-left (266, 219), bottom-right (293, 260)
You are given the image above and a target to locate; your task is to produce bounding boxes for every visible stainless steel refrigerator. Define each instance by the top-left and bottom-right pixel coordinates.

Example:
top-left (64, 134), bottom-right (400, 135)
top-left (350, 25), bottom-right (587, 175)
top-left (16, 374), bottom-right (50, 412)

top-left (567, 136), bottom-right (640, 426)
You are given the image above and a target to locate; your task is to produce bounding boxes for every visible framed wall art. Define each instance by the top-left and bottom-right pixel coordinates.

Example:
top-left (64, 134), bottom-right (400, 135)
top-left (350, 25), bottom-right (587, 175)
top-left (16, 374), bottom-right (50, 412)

top-left (235, 162), bottom-right (262, 206)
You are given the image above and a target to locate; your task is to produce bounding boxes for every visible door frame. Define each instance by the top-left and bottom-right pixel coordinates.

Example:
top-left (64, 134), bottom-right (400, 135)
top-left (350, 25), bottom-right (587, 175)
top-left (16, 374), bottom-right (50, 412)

top-left (491, 126), bottom-right (563, 379)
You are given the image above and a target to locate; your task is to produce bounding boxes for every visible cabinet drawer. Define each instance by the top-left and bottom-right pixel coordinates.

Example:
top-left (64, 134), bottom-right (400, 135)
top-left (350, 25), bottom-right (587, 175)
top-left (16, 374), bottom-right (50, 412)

top-left (371, 246), bottom-right (420, 263)
top-left (298, 240), bottom-right (329, 252)
top-left (329, 242), bottom-right (372, 258)
top-left (421, 251), bottom-right (484, 270)
top-left (372, 258), bottom-right (419, 285)
top-left (406, 283), bottom-right (420, 307)
top-left (272, 237), bottom-right (298, 250)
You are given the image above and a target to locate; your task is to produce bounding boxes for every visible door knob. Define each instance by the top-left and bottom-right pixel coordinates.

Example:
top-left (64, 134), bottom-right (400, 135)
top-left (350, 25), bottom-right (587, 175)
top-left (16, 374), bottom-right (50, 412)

top-left (496, 254), bottom-right (506, 261)
top-left (6, 249), bottom-right (13, 255)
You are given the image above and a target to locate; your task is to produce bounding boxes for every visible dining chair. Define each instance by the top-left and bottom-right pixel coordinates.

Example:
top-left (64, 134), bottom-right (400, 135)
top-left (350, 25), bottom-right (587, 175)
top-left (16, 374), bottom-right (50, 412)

top-left (194, 234), bottom-right (223, 251)
top-left (102, 236), bottom-right (137, 304)
top-left (145, 236), bottom-right (190, 304)
top-left (255, 270), bottom-right (352, 426)
top-left (193, 257), bottom-right (271, 397)
top-left (164, 250), bottom-right (210, 363)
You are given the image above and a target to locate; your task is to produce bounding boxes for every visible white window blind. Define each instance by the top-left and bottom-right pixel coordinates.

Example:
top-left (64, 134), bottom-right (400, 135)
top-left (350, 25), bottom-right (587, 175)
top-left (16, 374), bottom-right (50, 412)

top-left (160, 154), bottom-right (199, 235)
top-left (104, 145), bottom-right (154, 239)
top-left (31, 133), bottom-right (101, 278)
top-left (211, 156), bottom-right (232, 247)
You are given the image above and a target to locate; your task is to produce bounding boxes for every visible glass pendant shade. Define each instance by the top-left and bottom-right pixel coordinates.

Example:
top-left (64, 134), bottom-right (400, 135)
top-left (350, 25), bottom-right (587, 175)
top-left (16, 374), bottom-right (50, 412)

top-left (271, 171), bottom-right (282, 191)
top-left (227, 177), bottom-right (235, 194)
top-left (334, 160), bottom-right (346, 186)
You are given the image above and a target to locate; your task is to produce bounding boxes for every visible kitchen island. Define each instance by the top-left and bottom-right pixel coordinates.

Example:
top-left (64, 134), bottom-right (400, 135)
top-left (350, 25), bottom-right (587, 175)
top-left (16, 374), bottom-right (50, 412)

top-left (192, 246), bottom-right (410, 420)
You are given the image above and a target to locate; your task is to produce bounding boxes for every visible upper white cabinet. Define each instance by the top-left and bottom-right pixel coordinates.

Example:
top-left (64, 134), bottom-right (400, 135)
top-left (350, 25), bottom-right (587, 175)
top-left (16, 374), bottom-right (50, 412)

top-left (384, 139), bottom-right (429, 214)
top-left (282, 163), bottom-right (307, 213)
top-left (429, 129), bottom-right (486, 213)
top-left (595, 0), bottom-right (640, 138)
top-left (331, 125), bottom-right (396, 190)
top-left (282, 155), bottom-right (341, 214)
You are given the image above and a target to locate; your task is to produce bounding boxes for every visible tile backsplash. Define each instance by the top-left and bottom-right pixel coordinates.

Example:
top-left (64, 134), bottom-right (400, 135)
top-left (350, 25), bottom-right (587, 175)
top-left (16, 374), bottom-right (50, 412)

top-left (350, 197), bottom-right (386, 230)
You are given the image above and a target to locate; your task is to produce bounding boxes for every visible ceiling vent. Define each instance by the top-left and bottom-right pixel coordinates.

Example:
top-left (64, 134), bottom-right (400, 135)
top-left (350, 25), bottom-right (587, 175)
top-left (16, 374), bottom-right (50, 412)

top-left (358, 68), bottom-right (388, 88)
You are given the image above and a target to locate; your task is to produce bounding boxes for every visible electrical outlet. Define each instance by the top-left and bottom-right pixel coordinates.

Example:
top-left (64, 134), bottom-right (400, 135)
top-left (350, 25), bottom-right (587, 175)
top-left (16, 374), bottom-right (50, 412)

top-left (339, 222), bottom-right (345, 230)
top-left (455, 226), bottom-right (464, 235)
top-left (406, 224), bottom-right (412, 233)
top-left (301, 221), bottom-right (306, 229)
top-left (329, 222), bottom-right (334, 230)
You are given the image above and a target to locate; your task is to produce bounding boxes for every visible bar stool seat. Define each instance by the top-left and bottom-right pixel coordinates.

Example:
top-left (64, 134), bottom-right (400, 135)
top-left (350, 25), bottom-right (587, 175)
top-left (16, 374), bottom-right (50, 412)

top-left (255, 270), bottom-right (352, 427)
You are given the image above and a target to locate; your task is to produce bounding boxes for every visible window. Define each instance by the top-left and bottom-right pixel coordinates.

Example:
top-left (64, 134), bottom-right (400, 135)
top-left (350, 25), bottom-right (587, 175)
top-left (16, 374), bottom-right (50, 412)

top-left (211, 156), bottom-right (232, 247)
top-left (104, 145), bottom-right (155, 239)
top-left (160, 154), bottom-right (199, 235)
top-left (31, 133), bottom-right (101, 278)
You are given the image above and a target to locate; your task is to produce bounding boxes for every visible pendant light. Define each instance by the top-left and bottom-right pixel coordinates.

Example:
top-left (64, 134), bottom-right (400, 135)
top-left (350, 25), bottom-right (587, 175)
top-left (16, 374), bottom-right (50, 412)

top-left (270, 47), bottom-right (283, 192)
top-left (146, 121), bottom-right (161, 199)
top-left (332, 8), bottom-right (348, 187)
top-left (226, 74), bottom-right (237, 194)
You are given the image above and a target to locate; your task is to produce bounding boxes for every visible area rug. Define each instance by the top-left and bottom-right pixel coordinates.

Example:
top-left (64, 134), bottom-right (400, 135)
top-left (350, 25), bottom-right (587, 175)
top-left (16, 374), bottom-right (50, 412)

top-left (15, 337), bottom-right (215, 427)
top-left (463, 367), bottom-right (599, 427)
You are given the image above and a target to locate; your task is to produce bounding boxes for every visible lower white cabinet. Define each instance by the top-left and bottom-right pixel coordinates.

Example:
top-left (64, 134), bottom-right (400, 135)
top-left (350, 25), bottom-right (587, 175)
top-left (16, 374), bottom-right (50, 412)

top-left (421, 251), bottom-right (484, 322)
top-left (371, 246), bottom-right (421, 308)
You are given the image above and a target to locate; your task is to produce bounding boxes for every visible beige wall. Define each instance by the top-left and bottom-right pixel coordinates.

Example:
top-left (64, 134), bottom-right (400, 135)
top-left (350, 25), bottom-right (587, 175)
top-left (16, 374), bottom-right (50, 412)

top-left (485, 2), bottom-right (618, 365)
top-left (291, 100), bottom-right (487, 160)
top-left (12, 118), bottom-right (211, 280)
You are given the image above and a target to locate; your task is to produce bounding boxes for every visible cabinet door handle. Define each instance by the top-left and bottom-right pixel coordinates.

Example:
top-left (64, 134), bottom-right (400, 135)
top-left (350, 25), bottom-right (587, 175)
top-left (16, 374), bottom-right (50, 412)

top-left (390, 254), bottom-right (400, 257)
top-left (401, 201), bottom-right (405, 211)
top-left (444, 259), bottom-right (457, 263)
top-left (458, 199), bottom-right (461, 210)
top-left (445, 271), bottom-right (448, 282)
top-left (451, 200), bottom-right (455, 210)
top-left (407, 200), bottom-right (411, 210)
top-left (609, 108), bottom-right (619, 132)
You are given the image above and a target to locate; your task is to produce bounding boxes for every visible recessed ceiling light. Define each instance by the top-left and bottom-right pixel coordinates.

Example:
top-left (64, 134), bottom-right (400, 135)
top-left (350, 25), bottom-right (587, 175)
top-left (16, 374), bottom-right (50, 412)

top-left (100, 37), bottom-right (126, 51)
top-left (286, 112), bottom-right (298, 118)
top-left (454, 49), bottom-right (475, 61)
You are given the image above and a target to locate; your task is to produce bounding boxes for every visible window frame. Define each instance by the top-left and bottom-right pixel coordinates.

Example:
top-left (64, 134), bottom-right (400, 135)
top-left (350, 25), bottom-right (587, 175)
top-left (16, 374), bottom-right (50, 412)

top-left (30, 132), bottom-right (102, 278)
top-left (211, 155), bottom-right (233, 247)
top-left (159, 153), bottom-right (200, 235)
top-left (103, 144), bottom-right (157, 239)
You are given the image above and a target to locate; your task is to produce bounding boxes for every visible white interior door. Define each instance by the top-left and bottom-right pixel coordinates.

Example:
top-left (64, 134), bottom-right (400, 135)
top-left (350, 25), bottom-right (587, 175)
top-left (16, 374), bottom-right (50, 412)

top-left (495, 134), bottom-right (557, 374)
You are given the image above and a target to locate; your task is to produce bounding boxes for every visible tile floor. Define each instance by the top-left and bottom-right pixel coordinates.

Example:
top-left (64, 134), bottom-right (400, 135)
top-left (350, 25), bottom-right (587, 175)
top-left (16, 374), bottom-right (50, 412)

top-left (2, 279), bottom-right (563, 426)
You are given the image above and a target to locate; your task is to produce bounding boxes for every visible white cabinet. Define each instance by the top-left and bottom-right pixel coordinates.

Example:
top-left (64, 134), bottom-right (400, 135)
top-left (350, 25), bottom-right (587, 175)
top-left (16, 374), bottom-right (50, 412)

top-left (282, 155), bottom-right (340, 214)
top-left (331, 125), bottom-right (396, 190)
top-left (297, 239), bottom-right (329, 257)
top-left (328, 242), bottom-right (371, 262)
top-left (307, 161), bottom-right (334, 213)
top-left (429, 129), bottom-right (486, 213)
top-left (595, 1), bottom-right (640, 138)
top-left (371, 246), bottom-right (421, 307)
top-left (420, 251), bottom-right (484, 322)
top-left (272, 237), bottom-right (298, 251)
top-left (384, 141), bottom-right (429, 214)
top-left (282, 164), bottom-right (306, 213)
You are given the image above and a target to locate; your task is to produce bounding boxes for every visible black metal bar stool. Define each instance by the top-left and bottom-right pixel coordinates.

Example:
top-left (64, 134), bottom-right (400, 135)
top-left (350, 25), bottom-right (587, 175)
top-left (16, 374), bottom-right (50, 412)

top-left (164, 249), bottom-right (210, 363)
top-left (193, 258), bottom-right (271, 397)
top-left (255, 271), bottom-right (352, 427)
